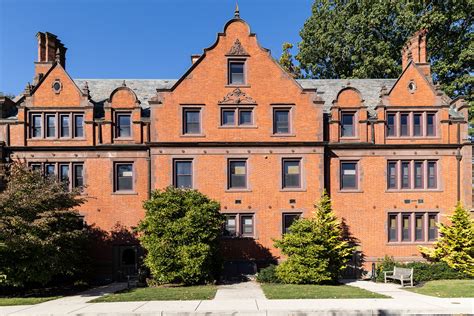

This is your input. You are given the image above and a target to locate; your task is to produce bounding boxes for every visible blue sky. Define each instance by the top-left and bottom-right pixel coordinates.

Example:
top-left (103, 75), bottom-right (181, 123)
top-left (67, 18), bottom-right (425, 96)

top-left (0, 0), bottom-right (313, 95)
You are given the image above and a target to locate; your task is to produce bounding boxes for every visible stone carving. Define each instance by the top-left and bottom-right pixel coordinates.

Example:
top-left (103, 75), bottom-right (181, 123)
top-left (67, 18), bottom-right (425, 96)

top-left (226, 39), bottom-right (249, 56)
top-left (218, 88), bottom-right (256, 105)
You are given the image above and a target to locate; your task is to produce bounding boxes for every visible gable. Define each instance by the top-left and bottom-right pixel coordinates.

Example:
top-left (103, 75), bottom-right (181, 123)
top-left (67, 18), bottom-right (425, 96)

top-left (388, 62), bottom-right (436, 106)
top-left (31, 63), bottom-right (84, 107)
top-left (336, 88), bottom-right (363, 107)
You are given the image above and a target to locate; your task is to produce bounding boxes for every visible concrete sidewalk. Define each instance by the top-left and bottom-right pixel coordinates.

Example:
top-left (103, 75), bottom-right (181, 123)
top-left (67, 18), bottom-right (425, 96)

top-left (1, 280), bottom-right (473, 315)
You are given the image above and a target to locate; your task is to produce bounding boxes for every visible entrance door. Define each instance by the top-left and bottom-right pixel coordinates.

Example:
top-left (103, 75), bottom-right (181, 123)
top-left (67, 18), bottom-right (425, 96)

top-left (113, 245), bottom-right (138, 281)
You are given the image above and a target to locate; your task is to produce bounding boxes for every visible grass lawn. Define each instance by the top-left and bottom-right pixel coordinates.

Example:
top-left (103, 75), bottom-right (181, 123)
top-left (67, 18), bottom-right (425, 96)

top-left (90, 285), bottom-right (217, 302)
top-left (406, 280), bottom-right (474, 298)
top-left (260, 284), bottom-right (389, 299)
top-left (0, 296), bottom-right (61, 306)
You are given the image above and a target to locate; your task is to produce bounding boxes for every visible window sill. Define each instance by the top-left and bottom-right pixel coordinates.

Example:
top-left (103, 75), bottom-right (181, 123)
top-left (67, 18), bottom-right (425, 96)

top-left (28, 138), bottom-right (87, 141)
top-left (225, 85), bottom-right (251, 88)
top-left (112, 191), bottom-right (138, 195)
top-left (219, 126), bottom-right (258, 129)
top-left (385, 189), bottom-right (441, 193)
top-left (338, 189), bottom-right (363, 193)
top-left (386, 241), bottom-right (435, 246)
top-left (280, 188), bottom-right (306, 192)
top-left (221, 236), bottom-right (255, 240)
top-left (114, 137), bottom-right (134, 141)
top-left (386, 136), bottom-right (441, 140)
top-left (225, 189), bottom-right (252, 193)
top-left (340, 136), bottom-right (359, 140)
top-left (271, 134), bottom-right (296, 137)
top-left (180, 134), bottom-right (206, 137)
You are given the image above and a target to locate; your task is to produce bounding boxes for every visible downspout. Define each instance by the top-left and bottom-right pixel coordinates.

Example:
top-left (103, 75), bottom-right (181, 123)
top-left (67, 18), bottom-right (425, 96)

top-left (370, 119), bottom-right (375, 144)
top-left (147, 147), bottom-right (151, 200)
top-left (456, 148), bottom-right (462, 202)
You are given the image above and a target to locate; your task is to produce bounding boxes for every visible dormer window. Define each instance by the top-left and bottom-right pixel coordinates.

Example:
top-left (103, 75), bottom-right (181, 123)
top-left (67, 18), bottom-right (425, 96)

top-left (341, 112), bottom-right (355, 137)
top-left (116, 113), bottom-right (131, 138)
top-left (228, 60), bottom-right (245, 85)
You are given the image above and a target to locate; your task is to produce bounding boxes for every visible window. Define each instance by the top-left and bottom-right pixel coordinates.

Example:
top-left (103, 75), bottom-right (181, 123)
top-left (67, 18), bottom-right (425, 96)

top-left (31, 114), bottom-right (42, 138)
top-left (59, 164), bottom-right (70, 185)
top-left (387, 113), bottom-right (396, 137)
top-left (273, 109), bottom-right (290, 134)
top-left (401, 161), bottom-right (410, 189)
top-left (228, 60), bottom-right (245, 85)
top-left (45, 163), bottom-right (55, 176)
top-left (183, 109), bottom-right (201, 134)
top-left (116, 113), bottom-right (131, 138)
top-left (282, 213), bottom-right (301, 234)
top-left (388, 214), bottom-right (398, 242)
top-left (46, 114), bottom-right (56, 138)
top-left (341, 112), bottom-right (355, 137)
top-left (73, 164), bottom-right (84, 189)
top-left (427, 161), bottom-right (437, 189)
top-left (74, 114), bottom-right (84, 138)
top-left (340, 161), bottom-right (357, 190)
top-left (413, 113), bottom-right (422, 136)
top-left (115, 163), bottom-right (133, 191)
top-left (426, 113), bottom-right (435, 136)
top-left (402, 214), bottom-right (411, 241)
top-left (282, 159), bottom-right (301, 189)
top-left (387, 160), bottom-right (438, 190)
top-left (428, 213), bottom-right (438, 241)
top-left (400, 113), bottom-right (409, 136)
top-left (60, 114), bottom-right (70, 138)
top-left (388, 212), bottom-right (438, 243)
top-left (228, 159), bottom-right (247, 189)
top-left (240, 215), bottom-right (254, 237)
top-left (174, 160), bottom-right (193, 188)
top-left (221, 108), bottom-right (253, 127)
top-left (387, 162), bottom-right (398, 189)
top-left (415, 214), bottom-right (424, 241)
top-left (30, 163), bottom-right (42, 172)
top-left (224, 214), bottom-right (237, 237)
top-left (414, 161), bottom-right (424, 189)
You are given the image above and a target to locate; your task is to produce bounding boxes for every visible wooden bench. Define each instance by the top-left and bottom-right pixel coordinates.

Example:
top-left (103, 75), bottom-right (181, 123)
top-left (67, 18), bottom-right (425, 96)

top-left (384, 267), bottom-right (413, 287)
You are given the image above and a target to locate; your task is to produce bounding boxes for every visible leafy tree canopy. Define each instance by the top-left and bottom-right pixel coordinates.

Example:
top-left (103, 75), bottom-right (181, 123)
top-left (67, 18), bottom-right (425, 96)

top-left (0, 163), bottom-right (88, 288)
top-left (287, 0), bottom-right (473, 118)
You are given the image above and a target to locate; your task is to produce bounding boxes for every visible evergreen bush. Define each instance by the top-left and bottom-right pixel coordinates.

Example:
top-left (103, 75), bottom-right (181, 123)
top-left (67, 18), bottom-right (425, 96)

top-left (256, 265), bottom-right (280, 283)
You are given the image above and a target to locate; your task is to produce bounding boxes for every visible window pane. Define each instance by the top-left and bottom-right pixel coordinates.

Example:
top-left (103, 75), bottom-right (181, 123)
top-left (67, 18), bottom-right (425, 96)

top-left (224, 215), bottom-right (237, 237)
top-left (341, 113), bottom-right (355, 137)
top-left (239, 110), bottom-right (252, 125)
top-left (415, 214), bottom-right (424, 241)
top-left (414, 161), bottom-right (424, 189)
top-left (117, 114), bottom-right (131, 137)
top-left (274, 110), bottom-right (289, 134)
top-left (400, 113), bottom-right (409, 136)
top-left (427, 161), bottom-right (437, 188)
top-left (341, 162), bottom-right (357, 189)
top-left (283, 213), bottom-right (300, 234)
top-left (229, 160), bottom-right (246, 189)
top-left (229, 62), bottom-right (244, 84)
top-left (59, 115), bottom-right (70, 138)
top-left (116, 164), bottom-right (133, 191)
top-left (45, 164), bottom-right (55, 176)
top-left (74, 164), bottom-right (84, 188)
top-left (401, 161), bottom-right (410, 189)
top-left (222, 110), bottom-right (235, 126)
top-left (388, 162), bottom-right (397, 189)
top-left (46, 115), bottom-right (56, 137)
top-left (74, 115), bottom-right (84, 138)
top-left (240, 215), bottom-right (253, 236)
top-left (30, 163), bottom-right (42, 172)
top-left (387, 113), bottom-right (396, 136)
top-left (283, 160), bottom-right (300, 188)
top-left (389, 214), bottom-right (398, 242)
top-left (184, 110), bottom-right (200, 134)
top-left (428, 214), bottom-right (438, 241)
top-left (59, 164), bottom-right (70, 184)
top-left (32, 114), bottom-right (42, 137)
top-left (413, 113), bottom-right (422, 136)
top-left (426, 113), bottom-right (435, 136)
top-left (402, 214), bottom-right (411, 241)
top-left (175, 161), bottom-right (193, 188)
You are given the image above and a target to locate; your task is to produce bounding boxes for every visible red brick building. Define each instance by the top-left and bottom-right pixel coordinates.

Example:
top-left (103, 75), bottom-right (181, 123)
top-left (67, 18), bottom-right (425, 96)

top-left (0, 11), bottom-right (471, 280)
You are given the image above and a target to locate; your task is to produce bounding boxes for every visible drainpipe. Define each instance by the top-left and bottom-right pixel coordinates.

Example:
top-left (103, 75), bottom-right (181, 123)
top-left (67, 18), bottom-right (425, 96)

top-left (147, 147), bottom-right (151, 200)
top-left (370, 120), bottom-right (375, 144)
top-left (456, 148), bottom-right (462, 202)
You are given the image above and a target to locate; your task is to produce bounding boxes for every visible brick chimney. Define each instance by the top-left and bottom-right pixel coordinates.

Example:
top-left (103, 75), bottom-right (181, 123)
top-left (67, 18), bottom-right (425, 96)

top-left (34, 32), bottom-right (67, 84)
top-left (401, 29), bottom-right (430, 76)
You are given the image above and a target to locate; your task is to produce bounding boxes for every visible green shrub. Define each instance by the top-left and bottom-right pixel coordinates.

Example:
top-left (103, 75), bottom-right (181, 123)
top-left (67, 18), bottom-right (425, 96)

top-left (376, 256), bottom-right (472, 283)
top-left (274, 192), bottom-right (355, 284)
top-left (256, 265), bottom-right (280, 283)
top-left (138, 187), bottom-right (224, 285)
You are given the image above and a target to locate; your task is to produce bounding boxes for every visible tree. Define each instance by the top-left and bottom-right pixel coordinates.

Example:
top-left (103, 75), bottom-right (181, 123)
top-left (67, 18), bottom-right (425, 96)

top-left (295, 0), bottom-right (473, 116)
top-left (419, 203), bottom-right (474, 276)
top-left (274, 192), bottom-right (355, 284)
top-left (138, 187), bottom-right (224, 285)
top-left (279, 42), bottom-right (301, 79)
top-left (0, 163), bottom-right (88, 287)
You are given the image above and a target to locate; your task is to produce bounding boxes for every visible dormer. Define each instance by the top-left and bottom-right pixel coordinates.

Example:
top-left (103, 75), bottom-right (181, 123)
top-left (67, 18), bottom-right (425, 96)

top-left (329, 86), bottom-right (369, 143)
